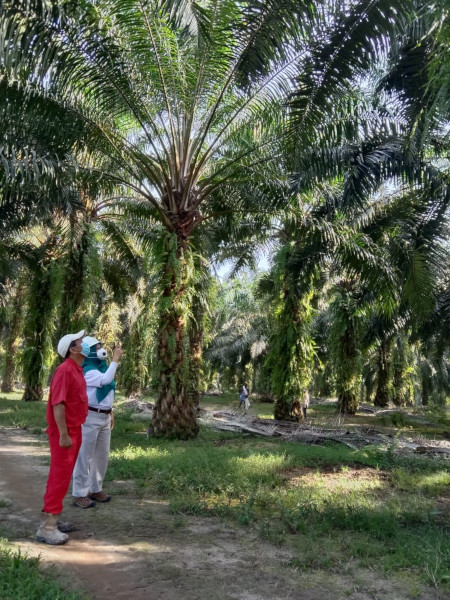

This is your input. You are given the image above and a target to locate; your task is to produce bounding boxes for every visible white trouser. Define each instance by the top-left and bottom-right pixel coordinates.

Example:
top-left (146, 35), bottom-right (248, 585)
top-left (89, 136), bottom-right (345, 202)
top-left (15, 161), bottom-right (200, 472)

top-left (72, 411), bottom-right (111, 497)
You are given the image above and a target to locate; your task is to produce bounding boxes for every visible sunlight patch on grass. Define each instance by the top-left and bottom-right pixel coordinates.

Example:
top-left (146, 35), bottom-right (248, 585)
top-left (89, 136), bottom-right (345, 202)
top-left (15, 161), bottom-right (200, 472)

top-left (285, 467), bottom-right (386, 494)
top-left (110, 445), bottom-right (169, 461)
top-left (390, 469), bottom-right (450, 494)
top-left (231, 452), bottom-right (288, 475)
top-left (0, 392), bottom-right (24, 402)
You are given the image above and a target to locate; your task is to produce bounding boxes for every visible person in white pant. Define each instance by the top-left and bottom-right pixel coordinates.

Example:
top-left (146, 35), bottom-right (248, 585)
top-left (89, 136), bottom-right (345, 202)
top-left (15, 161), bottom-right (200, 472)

top-left (72, 336), bottom-right (123, 508)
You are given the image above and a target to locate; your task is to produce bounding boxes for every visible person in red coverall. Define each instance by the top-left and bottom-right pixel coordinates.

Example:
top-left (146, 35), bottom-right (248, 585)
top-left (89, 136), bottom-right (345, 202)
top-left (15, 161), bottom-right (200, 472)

top-left (35, 330), bottom-right (90, 545)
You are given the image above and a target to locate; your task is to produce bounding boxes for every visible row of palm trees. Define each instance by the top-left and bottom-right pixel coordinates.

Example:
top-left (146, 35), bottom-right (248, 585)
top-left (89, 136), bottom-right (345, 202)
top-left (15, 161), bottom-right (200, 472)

top-left (207, 177), bottom-right (450, 417)
top-left (0, 0), bottom-right (448, 435)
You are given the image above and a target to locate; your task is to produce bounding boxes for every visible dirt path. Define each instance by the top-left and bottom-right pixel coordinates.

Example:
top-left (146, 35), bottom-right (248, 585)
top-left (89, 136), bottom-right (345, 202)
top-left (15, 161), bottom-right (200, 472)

top-left (0, 428), bottom-right (445, 600)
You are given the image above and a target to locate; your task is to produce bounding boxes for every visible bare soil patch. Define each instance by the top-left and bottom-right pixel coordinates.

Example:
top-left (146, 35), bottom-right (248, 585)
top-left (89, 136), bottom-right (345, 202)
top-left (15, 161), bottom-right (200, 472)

top-left (0, 428), bottom-right (446, 600)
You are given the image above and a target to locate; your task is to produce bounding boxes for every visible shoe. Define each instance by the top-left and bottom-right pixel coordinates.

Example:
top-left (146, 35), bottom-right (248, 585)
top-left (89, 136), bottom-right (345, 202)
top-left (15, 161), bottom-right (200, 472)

top-left (73, 496), bottom-right (96, 508)
top-left (36, 514), bottom-right (68, 545)
top-left (57, 521), bottom-right (75, 533)
top-left (88, 491), bottom-right (111, 503)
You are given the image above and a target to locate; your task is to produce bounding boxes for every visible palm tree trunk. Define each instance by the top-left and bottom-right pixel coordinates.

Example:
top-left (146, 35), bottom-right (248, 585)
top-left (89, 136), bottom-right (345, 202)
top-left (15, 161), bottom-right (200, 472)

top-left (330, 283), bottom-right (362, 416)
top-left (374, 339), bottom-right (392, 407)
top-left (120, 310), bottom-right (150, 399)
top-left (273, 396), bottom-right (290, 420)
top-left (336, 326), bottom-right (360, 415)
top-left (421, 380), bottom-right (429, 405)
top-left (151, 231), bottom-right (198, 439)
top-left (392, 368), bottom-right (406, 406)
top-left (270, 289), bottom-right (314, 422)
top-left (338, 391), bottom-right (359, 414)
top-left (419, 360), bottom-right (431, 406)
top-left (22, 242), bottom-right (59, 402)
top-left (188, 325), bottom-right (203, 410)
top-left (274, 393), bottom-right (307, 421)
top-left (1, 282), bottom-right (25, 393)
top-left (392, 335), bottom-right (411, 407)
top-left (22, 384), bottom-right (44, 402)
top-left (122, 328), bottom-right (144, 399)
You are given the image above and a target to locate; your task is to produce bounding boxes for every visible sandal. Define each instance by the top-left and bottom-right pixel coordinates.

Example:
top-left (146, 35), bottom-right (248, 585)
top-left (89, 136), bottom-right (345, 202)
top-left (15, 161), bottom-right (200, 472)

top-left (88, 491), bottom-right (111, 503)
top-left (73, 496), bottom-right (96, 509)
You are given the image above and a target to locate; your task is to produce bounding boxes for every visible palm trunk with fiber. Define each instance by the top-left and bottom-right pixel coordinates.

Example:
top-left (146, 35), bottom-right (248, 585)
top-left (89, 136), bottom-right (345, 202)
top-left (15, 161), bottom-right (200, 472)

top-left (151, 230), bottom-right (198, 439)
top-left (374, 339), bottom-right (393, 407)
top-left (1, 281), bottom-right (25, 393)
top-left (22, 240), bottom-right (59, 402)
top-left (336, 327), bottom-right (360, 415)
top-left (392, 335), bottom-right (411, 407)
top-left (270, 288), bottom-right (314, 422)
top-left (187, 294), bottom-right (205, 410)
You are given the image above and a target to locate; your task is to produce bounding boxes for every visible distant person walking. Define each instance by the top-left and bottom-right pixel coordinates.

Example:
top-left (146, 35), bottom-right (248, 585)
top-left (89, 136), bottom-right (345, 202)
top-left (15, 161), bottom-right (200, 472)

top-left (72, 337), bottom-right (122, 508)
top-left (302, 390), bottom-right (310, 419)
top-left (239, 382), bottom-right (250, 414)
top-left (36, 330), bottom-right (89, 545)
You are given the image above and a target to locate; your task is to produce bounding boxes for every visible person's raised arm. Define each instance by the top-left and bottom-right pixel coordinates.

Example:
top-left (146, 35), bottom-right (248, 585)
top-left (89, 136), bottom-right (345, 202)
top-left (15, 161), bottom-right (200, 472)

top-left (88, 347), bottom-right (123, 387)
top-left (112, 346), bottom-right (123, 363)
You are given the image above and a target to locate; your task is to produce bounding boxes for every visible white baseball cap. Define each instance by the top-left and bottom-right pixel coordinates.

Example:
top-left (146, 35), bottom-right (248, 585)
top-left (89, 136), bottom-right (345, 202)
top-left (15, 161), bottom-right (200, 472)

top-left (57, 330), bottom-right (85, 358)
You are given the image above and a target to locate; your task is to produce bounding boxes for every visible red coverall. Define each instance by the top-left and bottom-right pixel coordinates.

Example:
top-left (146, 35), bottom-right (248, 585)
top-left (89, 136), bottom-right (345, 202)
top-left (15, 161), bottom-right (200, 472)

top-left (43, 359), bottom-right (88, 514)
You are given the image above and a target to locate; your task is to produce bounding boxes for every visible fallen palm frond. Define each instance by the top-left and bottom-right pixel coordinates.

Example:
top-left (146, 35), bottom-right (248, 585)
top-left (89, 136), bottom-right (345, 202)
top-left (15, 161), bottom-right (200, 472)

top-left (198, 410), bottom-right (450, 457)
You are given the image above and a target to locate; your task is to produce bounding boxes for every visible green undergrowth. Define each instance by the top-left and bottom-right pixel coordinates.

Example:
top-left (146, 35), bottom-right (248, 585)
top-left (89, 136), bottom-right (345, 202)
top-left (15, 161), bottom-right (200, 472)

top-left (372, 410), bottom-right (450, 437)
top-left (0, 392), bottom-right (134, 431)
top-left (0, 539), bottom-right (87, 600)
top-left (108, 409), bottom-right (450, 588)
top-left (0, 392), bottom-right (449, 590)
top-left (0, 392), bottom-right (46, 432)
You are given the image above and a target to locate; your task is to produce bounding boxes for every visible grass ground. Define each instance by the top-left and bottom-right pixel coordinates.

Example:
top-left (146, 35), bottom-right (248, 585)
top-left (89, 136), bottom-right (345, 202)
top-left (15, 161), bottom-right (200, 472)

top-left (0, 538), bottom-right (85, 600)
top-left (0, 390), bottom-right (449, 598)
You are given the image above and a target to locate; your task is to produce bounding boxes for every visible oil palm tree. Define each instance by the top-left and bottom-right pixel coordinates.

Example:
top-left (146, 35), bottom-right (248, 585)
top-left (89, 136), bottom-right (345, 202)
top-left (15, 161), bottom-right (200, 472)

top-left (1, 0), bottom-right (416, 436)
